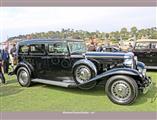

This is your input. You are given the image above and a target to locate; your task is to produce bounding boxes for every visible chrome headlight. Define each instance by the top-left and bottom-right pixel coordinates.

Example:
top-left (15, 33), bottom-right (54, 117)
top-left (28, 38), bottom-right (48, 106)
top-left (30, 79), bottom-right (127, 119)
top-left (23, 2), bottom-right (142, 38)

top-left (137, 61), bottom-right (146, 77)
top-left (137, 66), bottom-right (146, 77)
top-left (142, 68), bottom-right (147, 76)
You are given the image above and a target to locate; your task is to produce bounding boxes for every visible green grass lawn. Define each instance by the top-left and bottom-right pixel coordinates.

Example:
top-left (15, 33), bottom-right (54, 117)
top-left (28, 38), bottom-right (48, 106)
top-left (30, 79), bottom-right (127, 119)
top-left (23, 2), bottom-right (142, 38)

top-left (0, 72), bottom-right (157, 112)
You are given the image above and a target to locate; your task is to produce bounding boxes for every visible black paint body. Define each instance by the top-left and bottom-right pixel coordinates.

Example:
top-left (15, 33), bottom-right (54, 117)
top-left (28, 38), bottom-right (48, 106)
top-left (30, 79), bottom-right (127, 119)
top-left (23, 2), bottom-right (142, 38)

top-left (11, 39), bottom-right (151, 92)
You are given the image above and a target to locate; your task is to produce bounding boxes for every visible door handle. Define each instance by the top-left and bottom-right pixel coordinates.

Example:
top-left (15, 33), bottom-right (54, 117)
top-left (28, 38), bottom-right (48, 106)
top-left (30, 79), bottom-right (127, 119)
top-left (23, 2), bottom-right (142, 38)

top-left (41, 56), bottom-right (51, 59)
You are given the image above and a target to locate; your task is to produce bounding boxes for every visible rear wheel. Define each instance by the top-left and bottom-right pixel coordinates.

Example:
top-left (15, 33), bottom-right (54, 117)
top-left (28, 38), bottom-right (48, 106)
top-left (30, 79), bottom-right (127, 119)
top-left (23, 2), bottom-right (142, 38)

top-left (73, 64), bottom-right (96, 90)
top-left (105, 75), bottom-right (138, 105)
top-left (17, 67), bottom-right (31, 87)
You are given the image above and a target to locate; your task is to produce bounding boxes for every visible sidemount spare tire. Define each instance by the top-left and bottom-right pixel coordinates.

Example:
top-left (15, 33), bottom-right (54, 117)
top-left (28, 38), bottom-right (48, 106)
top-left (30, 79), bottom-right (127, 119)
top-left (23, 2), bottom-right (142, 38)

top-left (73, 64), bottom-right (97, 90)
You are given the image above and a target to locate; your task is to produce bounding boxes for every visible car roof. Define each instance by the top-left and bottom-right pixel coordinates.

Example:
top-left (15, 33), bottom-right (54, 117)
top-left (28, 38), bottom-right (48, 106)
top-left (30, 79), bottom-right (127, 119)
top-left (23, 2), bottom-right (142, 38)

top-left (18, 38), bottom-right (84, 45)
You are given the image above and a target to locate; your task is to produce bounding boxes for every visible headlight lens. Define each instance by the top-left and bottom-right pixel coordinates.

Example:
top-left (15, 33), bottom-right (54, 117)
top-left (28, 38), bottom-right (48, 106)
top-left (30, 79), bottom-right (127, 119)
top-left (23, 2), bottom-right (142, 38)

top-left (137, 66), bottom-right (143, 73)
top-left (142, 68), bottom-right (146, 76)
top-left (137, 66), bottom-right (146, 76)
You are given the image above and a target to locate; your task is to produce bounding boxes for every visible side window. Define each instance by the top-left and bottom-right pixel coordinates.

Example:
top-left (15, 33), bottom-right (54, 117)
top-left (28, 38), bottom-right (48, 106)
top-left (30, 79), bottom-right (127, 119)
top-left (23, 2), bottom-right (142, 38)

top-left (19, 45), bottom-right (29, 54)
top-left (48, 42), bottom-right (68, 54)
top-left (135, 42), bottom-right (150, 50)
top-left (29, 44), bottom-right (45, 55)
top-left (151, 42), bottom-right (157, 49)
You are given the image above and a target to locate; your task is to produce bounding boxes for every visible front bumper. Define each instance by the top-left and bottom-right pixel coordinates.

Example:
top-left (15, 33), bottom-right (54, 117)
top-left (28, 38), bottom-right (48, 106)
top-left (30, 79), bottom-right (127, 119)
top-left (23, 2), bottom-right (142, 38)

top-left (140, 76), bottom-right (152, 94)
top-left (136, 61), bottom-right (152, 94)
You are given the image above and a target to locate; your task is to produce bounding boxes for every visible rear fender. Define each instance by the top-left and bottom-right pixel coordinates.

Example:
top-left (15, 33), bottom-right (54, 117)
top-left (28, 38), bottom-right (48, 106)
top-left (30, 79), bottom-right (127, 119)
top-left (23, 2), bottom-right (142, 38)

top-left (9, 61), bottom-right (35, 77)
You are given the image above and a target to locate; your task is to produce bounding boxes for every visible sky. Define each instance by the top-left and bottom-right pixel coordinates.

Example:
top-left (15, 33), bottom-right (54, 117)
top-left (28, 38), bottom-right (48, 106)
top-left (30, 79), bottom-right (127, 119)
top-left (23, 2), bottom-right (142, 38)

top-left (0, 7), bottom-right (156, 41)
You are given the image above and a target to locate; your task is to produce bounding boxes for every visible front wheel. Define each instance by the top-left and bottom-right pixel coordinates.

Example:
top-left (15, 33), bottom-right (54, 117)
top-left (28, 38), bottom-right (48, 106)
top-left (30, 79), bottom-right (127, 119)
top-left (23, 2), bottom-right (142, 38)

top-left (105, 75), bottom-right (138, 105)
top-left (17, 67), bottom-right (31, 87)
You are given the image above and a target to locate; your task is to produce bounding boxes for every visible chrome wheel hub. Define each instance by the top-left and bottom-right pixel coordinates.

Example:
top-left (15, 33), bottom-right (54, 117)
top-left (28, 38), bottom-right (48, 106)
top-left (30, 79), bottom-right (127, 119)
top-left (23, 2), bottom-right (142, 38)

top-left (19, 71), bottom-right (28, 85)
top-left (111, 81), bottom-right (131, 101)
top-left (75, 66), bottom-right (91, 83)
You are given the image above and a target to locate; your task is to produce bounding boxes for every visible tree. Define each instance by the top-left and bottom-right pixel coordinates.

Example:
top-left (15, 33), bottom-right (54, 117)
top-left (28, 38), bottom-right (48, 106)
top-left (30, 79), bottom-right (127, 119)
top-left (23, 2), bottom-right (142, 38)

top-left (131, 26), bottom-right (137, 36)
top-left (120, 27), bottom-right (128, 40)
top-left (7, 27), bottom-right (157, 42)
top-left (120, 27), bottom-right (127, 34)
top-left (105, 33), bottom-right (109, 39)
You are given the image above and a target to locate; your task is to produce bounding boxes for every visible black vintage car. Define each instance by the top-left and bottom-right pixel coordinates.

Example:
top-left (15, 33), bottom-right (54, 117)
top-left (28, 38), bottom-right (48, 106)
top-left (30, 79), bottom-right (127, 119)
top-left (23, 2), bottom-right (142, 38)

top-left (133, 40), bottom-right (157, 69)
top-left (10, 39), bottom-right (152, 105)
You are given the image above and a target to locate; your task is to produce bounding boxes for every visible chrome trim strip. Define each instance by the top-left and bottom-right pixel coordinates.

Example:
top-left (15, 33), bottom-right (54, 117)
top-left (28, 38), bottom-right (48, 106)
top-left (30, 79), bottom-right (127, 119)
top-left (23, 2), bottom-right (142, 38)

top-left (70, 55), bottom-right (84, 58)
top-left (86, 55), bottom-right (124, 59)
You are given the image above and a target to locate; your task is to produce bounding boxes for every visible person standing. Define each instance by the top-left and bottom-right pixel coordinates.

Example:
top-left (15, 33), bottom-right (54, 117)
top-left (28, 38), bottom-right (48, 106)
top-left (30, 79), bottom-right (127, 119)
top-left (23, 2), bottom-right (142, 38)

top-left (0, 60), bottom-right (6, 84)
top-left (0, 49), bottom-right (6, 84)
top-left (128, 43), bottom-right (133, 52)
top-left (2, 47), bottom-right (10, 74)
top-left (10, 44), bottom-right (16, 69)
top-left (87, 37), bottom-right (98, 51)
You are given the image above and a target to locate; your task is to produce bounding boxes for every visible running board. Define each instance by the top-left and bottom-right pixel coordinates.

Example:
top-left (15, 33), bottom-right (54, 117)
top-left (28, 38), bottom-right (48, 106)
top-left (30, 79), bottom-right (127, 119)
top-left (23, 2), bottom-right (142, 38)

top-left (31, 79), bottom-right (77, 88)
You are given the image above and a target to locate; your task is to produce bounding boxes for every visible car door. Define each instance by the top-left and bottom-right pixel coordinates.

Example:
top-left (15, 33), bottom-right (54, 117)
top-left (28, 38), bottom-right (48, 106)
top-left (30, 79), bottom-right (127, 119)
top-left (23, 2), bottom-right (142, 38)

top-left (133, 42), bottom-right (151, 66)
top-left (150, 42), bottom-right (157, 66)
top-left (28, 43), bottom-right (48, 79)
top-left (46, 41), bottom-right (72, 81)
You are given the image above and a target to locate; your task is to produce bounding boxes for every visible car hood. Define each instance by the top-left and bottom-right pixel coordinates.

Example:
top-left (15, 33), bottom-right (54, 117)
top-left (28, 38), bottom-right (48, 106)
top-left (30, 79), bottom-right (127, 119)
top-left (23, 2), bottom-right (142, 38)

top-left (85, 52), bottom-right (134, 59)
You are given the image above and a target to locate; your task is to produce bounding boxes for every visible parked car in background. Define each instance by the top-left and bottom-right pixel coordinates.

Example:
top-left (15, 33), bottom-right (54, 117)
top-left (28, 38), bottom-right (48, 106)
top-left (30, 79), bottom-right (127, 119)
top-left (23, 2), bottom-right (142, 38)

top-left (133, 39), bottom-right (157, 70)
top-left (96, 45), bottom-right (121, 52)
top-left (9, 39), bottom-right (152, 105)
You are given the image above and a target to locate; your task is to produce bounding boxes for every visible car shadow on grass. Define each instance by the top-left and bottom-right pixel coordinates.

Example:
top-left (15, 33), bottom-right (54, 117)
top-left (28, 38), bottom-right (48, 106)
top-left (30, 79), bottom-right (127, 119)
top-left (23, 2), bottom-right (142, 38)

top-left (36, 82), bottom-right (157, 105)
top-left (134, 82), bottom-right (157, 105)
top-left (6, 79), bottom-right (17, 84)
top-left (0, 85), bottom-right (23, 97)
top-left (41, 84), bottom-right (106, 96)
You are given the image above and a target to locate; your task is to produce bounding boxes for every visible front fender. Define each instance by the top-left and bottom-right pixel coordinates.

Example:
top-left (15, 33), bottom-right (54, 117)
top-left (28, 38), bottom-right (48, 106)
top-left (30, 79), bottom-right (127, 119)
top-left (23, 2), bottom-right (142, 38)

top-left (79, 68), bottom-right (142, 86)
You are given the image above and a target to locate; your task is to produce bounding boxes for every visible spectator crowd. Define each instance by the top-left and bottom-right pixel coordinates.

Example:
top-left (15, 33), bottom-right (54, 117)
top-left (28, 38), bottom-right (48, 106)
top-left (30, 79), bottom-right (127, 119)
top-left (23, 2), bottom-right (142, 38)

top-left (0, 44), bottom-right (16, 84)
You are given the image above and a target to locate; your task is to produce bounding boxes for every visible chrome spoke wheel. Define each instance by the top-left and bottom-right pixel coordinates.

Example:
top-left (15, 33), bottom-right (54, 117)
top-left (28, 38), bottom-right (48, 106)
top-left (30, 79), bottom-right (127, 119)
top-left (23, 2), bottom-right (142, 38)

top-left (111, 80), bottom-right (131, 102)
top-left (17, 67), bottom-right (31, 87)
top-left (106, 75), bottom-right (138, 105)
top-left (75, 65), bottom-right (91, 83)
top-left (19, 70), bottom-right (29, 85)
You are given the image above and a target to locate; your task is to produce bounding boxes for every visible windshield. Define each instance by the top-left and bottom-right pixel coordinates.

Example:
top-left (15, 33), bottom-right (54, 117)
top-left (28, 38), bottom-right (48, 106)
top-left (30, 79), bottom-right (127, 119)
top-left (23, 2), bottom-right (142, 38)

top-left (68, 41), bottom-right (86, 53)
